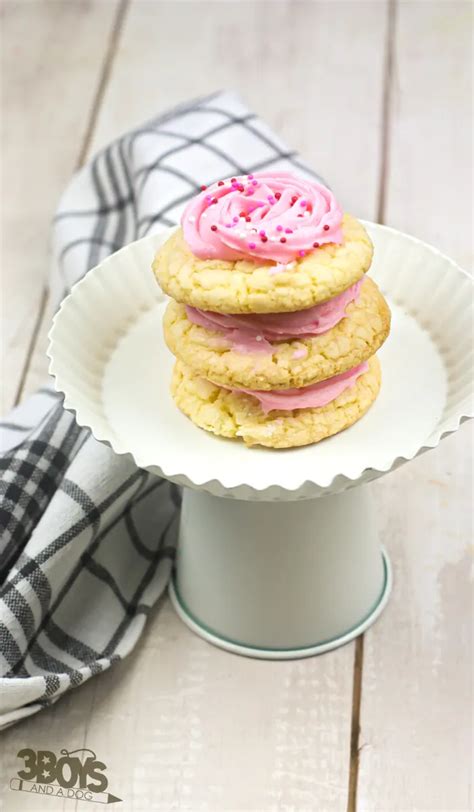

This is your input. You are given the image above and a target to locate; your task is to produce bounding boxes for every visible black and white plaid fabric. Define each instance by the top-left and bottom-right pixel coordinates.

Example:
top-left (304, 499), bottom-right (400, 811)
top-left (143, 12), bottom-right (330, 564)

top-left (0, 91), bottom-right (322, 729)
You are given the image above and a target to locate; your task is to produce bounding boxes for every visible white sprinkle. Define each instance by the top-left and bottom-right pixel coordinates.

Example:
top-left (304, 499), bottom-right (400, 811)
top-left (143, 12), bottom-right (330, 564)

top-left (269, 263), bottom-right (285, 275)
top-left (202, 212), bottom-right (208, 218)
top-left (269, 236), bottom-right (278, 242)
top-left (286, 261), bottom-right (296, 270)
top-left (256, 335), bottom-right (262, 342)
top-left (188, 215), bottom-right (196, 222)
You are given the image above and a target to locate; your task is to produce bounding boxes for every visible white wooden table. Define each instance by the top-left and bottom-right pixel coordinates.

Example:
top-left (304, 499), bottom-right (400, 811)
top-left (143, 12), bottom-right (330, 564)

top-left (1, 2), bottom-right (472, 810)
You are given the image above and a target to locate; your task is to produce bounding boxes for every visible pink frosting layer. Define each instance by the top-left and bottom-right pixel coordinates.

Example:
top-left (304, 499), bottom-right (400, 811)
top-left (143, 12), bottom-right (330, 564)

top-left (231, 362), bottom-right (369, 414)
top-left (186, 280), bottom-right (362, 353)
top-left (182, 171), bottom-right (343, 263)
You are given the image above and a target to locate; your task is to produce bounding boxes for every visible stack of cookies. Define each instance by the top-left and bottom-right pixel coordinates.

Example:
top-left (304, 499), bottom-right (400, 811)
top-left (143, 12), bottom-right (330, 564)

top-left (153, 172), bottom-right (390, 448)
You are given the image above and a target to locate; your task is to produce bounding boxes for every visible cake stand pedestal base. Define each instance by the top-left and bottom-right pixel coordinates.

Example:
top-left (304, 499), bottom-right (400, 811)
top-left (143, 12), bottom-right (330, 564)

top-left (48, 220), bottom-right (472, 659)
top-left (169, 486), bottom-right (392, 659)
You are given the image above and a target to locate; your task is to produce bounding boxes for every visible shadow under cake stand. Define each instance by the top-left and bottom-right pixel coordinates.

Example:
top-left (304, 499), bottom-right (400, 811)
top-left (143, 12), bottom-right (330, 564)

top-left (48, 223), bottom-right (473, 659)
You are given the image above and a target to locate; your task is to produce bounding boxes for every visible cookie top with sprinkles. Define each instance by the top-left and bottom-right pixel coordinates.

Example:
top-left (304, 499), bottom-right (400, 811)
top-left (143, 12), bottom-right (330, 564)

top-left (153, 205), bottom-right (373, 314)
top-left (182, 172), bottom-right (343, 264)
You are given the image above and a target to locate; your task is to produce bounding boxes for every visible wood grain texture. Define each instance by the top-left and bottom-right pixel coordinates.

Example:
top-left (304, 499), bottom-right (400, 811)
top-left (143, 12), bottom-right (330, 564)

top-left (360, 434), bottom-right (473, 812)
top-left (0, 2), bottom-right (391, 810)
top-left (358, 2), bottom-right (473, 810)
top-left (3, 601), bottom-right (358, 812)
top-left (90, 0), bottom-right (388, 218)
top-left (0, 0), bottom-right (120, 413)
top-left (0, 601), bottom-right (356, 812)
top-left (381, 0), bottom-right (473, 269)
top-left (1, 0), bottom-right (472, 810)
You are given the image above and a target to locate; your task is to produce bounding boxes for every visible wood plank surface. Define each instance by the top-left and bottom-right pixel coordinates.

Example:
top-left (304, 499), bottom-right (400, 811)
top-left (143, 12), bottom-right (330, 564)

top-left (0, 2), bottom-right (391, 811)
top-left (0, 0), bottom-right (121, 413)
top-left (0, 601), bottom-right (356, 812)
top-left (357, 3), bottom-right (473, 810)
top-left (1, 1), bottom-right (472, 810)
top-left (89, 0), bottom-right (387, 219)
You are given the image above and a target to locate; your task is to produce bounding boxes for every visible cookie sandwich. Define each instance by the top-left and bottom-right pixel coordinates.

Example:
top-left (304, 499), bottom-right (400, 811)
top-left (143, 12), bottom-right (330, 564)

top-left (153, 172), bottom-right (390, 448)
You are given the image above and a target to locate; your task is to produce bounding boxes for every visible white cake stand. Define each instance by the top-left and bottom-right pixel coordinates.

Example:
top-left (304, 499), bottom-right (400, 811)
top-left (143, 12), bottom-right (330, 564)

top-left (47, 223), bottom-right (473, 659)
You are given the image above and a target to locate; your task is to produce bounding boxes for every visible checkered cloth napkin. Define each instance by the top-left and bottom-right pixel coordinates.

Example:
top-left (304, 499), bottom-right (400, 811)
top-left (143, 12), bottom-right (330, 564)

top-left (0, 91), bottom-right (321, 729)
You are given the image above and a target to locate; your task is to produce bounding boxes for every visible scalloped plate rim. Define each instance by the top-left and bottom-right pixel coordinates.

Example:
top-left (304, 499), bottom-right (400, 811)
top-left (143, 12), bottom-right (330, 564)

top-left (47, 221), bottom-right (474, 497)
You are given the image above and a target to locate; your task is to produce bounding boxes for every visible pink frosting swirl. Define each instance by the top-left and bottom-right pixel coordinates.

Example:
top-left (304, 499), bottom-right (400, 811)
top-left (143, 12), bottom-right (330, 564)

top-left (182, 171), bottom-right (343, 263)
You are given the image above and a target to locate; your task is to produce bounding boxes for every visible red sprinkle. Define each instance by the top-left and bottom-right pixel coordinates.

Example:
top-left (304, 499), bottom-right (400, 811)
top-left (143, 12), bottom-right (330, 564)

top-left (239, 211), bottom-right (246, 217)
top-left (280, 237), bottom-right (287, 243)
top-left (210, 225), bottom-right (217, 231)
top-left (238, 184), bottom-right (245, 192)
top-left (323, 224), bottom-right (330, 231)
top-left (218, 181), bottom-right (225, 186)
top-left (245, 216), bottom-right (251, 222)
top-left (275, 192), bottom-right (281, 200)
top-left (200, 185), bottom-right (207, 191)
top-left (313, 242), bottom-right (320, 248)
top-left (291, 195), bottom-right (298, 204)
top-left (261, 236), bottom-right (268, 242)
top-left (212, 198), bottom-right (218, 204)
top-left (230, 177), bottom-right (237, 183)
